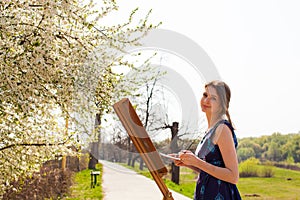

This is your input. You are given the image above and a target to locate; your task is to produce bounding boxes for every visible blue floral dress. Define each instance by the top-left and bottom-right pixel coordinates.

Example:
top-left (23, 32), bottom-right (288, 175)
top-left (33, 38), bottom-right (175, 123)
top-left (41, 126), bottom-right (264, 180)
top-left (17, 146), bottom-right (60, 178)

top-left (194, 120), bottom-right (242, 200)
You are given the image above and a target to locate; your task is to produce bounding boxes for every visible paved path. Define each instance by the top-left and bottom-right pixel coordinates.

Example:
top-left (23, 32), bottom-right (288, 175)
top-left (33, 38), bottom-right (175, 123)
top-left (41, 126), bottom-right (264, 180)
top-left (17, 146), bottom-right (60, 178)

top-left (100, 160), bottom-right (192, 200)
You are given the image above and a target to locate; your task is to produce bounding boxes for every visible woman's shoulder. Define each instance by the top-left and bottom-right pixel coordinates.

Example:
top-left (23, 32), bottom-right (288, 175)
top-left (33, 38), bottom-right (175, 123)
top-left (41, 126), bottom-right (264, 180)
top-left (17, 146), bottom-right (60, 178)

top-left (215, 122), bottom-right (232, 136)
top-left (214, 120), bottom-right (238, 147)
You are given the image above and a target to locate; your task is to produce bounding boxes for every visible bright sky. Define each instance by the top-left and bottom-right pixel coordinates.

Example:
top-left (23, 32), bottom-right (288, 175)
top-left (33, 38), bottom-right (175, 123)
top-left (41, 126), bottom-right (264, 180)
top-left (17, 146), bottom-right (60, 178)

top-left (104, 0), bottom-right (300, 138)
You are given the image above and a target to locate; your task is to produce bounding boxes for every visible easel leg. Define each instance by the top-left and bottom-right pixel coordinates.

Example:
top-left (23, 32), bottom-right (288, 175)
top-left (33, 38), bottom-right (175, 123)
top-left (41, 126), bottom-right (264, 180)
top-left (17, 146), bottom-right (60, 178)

top-left (162, 192), bottom-right (174, 200)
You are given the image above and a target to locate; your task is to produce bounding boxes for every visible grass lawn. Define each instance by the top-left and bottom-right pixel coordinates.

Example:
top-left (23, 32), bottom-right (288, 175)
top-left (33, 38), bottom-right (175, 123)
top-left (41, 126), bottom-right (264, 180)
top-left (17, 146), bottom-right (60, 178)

top-left (238, 165), bottom-right (300, 200)
top-left (65, 163), bottom-right (103, 200)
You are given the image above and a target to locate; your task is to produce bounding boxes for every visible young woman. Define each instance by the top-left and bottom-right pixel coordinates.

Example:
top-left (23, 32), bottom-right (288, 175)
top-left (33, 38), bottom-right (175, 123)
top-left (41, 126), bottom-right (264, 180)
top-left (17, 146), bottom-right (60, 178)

top-left (173, 80), bottom-right (242, 199)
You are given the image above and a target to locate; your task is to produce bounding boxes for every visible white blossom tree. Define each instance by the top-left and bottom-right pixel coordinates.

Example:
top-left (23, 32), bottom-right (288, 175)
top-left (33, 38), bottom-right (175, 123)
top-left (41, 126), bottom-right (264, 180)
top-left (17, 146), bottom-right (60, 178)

top-left (0, 0), bottom-right (158, 196)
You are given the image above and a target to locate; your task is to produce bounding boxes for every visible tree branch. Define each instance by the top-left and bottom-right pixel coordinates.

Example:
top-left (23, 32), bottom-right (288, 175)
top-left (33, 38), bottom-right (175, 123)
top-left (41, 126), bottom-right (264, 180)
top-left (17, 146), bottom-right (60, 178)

top-left (0, 139), bottom-right (69, 152)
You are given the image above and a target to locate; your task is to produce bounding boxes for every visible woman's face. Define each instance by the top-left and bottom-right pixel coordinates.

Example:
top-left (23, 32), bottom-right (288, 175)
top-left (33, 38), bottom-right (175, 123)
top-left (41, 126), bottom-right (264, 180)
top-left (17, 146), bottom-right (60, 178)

top-left (200, 86), bottom-right (221, 115)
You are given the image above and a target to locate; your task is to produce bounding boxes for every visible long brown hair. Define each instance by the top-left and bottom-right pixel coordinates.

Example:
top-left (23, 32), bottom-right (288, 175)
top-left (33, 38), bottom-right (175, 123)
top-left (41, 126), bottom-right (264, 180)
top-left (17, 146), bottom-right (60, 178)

top-left (205, 80), bottom-right (234, 128)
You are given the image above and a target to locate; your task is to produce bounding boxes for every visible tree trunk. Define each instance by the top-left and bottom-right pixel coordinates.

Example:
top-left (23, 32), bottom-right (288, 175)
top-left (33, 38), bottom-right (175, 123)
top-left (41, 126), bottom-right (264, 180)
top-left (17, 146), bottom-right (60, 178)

top-left (131, 155), bottom-right (139, 167)
top-left (170, 122), bottom-right (180, 184)
top-left (139, 158), bottom-right (144, 170)
top-left (88, 113), bottom-right (101, 169)
top-left (88, 152), bottom-right (98, 169)
top-left (127, 137), bottom-right (132, 166)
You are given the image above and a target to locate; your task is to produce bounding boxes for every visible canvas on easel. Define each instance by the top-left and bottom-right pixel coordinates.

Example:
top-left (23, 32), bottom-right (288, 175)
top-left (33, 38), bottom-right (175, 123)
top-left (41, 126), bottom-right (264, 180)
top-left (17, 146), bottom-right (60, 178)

top-left (113, 98), bottom-right (174, 200)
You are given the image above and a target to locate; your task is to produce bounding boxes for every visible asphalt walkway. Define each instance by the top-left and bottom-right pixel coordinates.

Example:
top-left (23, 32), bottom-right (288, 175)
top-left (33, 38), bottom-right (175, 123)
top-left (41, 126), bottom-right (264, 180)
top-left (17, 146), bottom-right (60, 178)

top-left (100, 160), bottom-right (192, 200)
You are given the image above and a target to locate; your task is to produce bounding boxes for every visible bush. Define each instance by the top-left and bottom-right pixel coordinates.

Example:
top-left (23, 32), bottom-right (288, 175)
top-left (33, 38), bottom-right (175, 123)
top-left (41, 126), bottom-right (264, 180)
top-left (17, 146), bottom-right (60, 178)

top-left (274, 162), bottom-right (300, 171)
top-left (260, 166), bottom-right (275, 177)
top-left (3, 166), bottom-right (74, 200)
top-left (239, 158), bottom-right (276, 178)
top-left (79, 153), bottom-right (90, 171)
top-left (239, 157), bottom-right (260, 177)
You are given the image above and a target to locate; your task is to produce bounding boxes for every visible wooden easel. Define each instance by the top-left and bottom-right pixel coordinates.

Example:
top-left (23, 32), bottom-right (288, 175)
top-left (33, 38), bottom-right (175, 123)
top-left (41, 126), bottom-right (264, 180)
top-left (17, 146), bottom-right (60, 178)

top-left (113, 98), bottom-right (174, 200)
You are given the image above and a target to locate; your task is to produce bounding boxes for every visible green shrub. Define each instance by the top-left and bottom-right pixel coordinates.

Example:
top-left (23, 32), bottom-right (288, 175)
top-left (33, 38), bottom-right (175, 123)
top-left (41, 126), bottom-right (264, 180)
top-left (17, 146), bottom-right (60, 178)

top-left (260, 165), bottom-right (275, 177)
top-left (239, 157), bottom-right (260, 177)
top-left (259, 161), bottom-right (275, 177)
top-left (79, 153), bottom-right (90, 171)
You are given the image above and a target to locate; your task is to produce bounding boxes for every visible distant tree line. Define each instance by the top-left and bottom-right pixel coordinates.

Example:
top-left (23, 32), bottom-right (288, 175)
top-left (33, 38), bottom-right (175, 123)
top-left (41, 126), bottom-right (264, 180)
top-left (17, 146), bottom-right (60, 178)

top-left (237, 132), bottom-right (300, 163)
top-left (102, 131), bottom-right (300, 166)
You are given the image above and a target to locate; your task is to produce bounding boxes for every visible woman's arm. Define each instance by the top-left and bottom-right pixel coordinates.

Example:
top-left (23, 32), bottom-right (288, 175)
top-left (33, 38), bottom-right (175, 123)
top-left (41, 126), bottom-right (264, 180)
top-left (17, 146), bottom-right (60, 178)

top-left (179, 124), bottom-right (239, 184)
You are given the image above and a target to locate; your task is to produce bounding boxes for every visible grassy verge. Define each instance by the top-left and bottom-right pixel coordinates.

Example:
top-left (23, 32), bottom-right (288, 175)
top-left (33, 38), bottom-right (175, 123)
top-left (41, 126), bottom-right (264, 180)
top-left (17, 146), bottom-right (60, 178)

top-left (163, 167), bottom-right (196, 198)
top-left (121, 162), bottom-right (300, 199)
top-left (65, 163), bottom-right (103, 200)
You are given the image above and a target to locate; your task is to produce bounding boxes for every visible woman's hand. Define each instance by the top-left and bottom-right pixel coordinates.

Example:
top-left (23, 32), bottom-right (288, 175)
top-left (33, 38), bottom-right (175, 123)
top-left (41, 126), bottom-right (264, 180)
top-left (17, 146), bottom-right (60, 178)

top-left (168, 153), bottom-right (185, 166)
top-left (178, 150), bottom-right (198, 166)
top-left (171, 151), bottom-right (201, 173)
